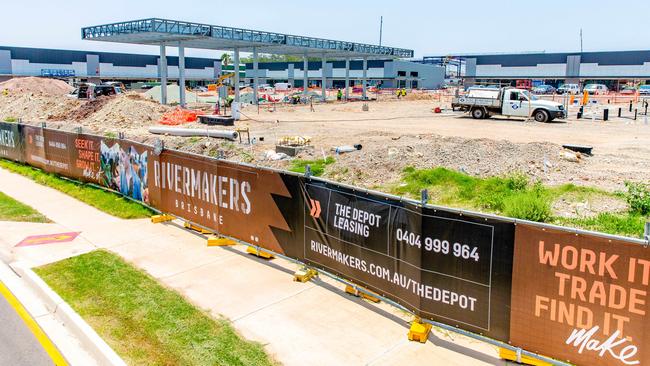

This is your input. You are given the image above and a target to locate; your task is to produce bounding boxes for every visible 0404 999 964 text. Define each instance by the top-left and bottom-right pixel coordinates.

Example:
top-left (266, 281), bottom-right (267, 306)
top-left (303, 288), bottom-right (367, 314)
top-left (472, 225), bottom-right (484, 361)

top-left (395, 228), bottom-right (480, 262)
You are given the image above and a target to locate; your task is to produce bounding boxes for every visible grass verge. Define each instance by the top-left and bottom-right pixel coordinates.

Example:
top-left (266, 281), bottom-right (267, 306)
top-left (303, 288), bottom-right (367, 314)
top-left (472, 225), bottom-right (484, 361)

top-left (0, 191), bottom-right (49, 222)
top-left (388, 166), bottom-right (648, 238)
top-left (0, 159), bottom-right (153, 219)
top-left (35, 250), bottom-right (276, 366)
top-left (554, 213), bottom-right (648, 238)
top-left (289, 156), bottom-right (335, 177)
top-left (391, 167), bottom-right (551, 219)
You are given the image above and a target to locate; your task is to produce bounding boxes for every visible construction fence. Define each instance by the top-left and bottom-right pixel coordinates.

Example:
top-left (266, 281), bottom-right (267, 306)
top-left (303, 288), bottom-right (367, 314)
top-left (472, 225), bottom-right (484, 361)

top-left (0, 121), bottom-right (648, 366)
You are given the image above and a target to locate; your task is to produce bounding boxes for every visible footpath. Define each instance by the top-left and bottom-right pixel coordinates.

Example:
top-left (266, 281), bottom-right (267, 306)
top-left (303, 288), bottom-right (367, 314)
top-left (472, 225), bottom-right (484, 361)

top-left (0, 166), bottom-right (508, 366)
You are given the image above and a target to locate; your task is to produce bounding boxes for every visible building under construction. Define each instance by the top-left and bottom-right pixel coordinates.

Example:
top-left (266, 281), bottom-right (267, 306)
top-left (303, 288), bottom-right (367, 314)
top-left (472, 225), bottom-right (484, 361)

top-left (0, 18), bottom-right (444, 105)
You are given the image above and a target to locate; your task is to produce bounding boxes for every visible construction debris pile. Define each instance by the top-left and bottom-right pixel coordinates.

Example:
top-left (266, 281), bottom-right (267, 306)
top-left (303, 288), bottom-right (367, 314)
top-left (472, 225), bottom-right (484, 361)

top-left (80, 94), bottom-right (172, 129)
top-left (313, 136), bottom-right (580, 187)
top-left (0, 91), bottom-right (80, 121)
top-left (0, 87), bottom-right (172, 131)
top-left (0, 76), bottom-right (74, 95)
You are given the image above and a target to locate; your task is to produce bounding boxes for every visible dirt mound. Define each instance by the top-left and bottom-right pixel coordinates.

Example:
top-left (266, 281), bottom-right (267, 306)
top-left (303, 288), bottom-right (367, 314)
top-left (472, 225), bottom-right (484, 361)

top-left (48, 97), bottom-right (112, 121)
top-left (0, 77), bottom-right (74, 96)
top-left (290, 134), bottom-right (576, 189)
top-left (81, 93), bottom-right (172, 129)
top-left (0, 91), bottom-right (171, 131)
top-left (0, 92), bottom-right (81, 121)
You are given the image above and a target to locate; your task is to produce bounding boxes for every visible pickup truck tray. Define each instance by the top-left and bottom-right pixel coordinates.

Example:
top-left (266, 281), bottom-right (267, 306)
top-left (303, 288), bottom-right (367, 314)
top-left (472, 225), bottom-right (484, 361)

top-left (452, 96), bottom-right (501, 108)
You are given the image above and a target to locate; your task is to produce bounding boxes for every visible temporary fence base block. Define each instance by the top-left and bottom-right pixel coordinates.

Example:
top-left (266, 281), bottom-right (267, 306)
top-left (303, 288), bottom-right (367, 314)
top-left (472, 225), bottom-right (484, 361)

top-left (294, 267), bottom-right (318, 282)
top-left (360, 291), bottom-right (380, 303)
top-left (408, 319), bottom-right (432, 343)
top-left (344, 285), bottom-right (380, 303)
top-left (151, 214), bottom-right (174, 223)
top-left (498, 348), bottom-right (552, 366)
top-left (183, 221), bottom-right (212, 234)
top-left (207, 236), bottom-right (236, 247)
top-left (344, 285), bottom-right (357, 296)
top-left (246, 246), bottom-right (274, 259)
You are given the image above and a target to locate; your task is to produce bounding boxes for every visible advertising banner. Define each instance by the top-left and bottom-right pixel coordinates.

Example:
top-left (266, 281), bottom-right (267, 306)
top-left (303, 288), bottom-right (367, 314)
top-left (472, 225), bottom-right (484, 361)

top-left (94, 136), bottom-right (151, 204)
top-left (148, 151), bottom-right (293, 253)
top-left (510, 224), bottom-right (649, 366)
top-left (0, 122), bottom-right (24, 162)
top-left (300, 179), bottom-right (515, 341)
top-left (23, 126), bottom-right (73, 175)
top-left (21, 128), bottom-right (152, 205)
top-left (2, 124), bottom-right (649, 365)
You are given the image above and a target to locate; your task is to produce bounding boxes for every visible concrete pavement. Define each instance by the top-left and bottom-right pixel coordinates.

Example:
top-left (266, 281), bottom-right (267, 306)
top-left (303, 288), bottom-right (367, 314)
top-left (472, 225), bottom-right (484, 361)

top-left (0, 166), bottom-right (509, 366)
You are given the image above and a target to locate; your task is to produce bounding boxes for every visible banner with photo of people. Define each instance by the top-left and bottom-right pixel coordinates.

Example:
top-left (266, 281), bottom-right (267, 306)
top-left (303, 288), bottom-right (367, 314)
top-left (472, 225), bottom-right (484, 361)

top-left (99, 139), bottom-right (149, 203)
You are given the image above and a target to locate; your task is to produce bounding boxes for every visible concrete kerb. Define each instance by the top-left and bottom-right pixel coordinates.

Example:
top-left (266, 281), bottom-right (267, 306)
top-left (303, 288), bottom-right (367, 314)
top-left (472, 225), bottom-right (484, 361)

top-left (0, 247), bottom-right (12, 264)
top-left (11, 261), bottom-right (126, 366)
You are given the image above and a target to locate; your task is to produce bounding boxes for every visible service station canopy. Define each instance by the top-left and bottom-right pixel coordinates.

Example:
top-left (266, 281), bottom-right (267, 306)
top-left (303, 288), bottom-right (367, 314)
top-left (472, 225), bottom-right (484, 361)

top-left (81, 18), bottom-right (414, 59)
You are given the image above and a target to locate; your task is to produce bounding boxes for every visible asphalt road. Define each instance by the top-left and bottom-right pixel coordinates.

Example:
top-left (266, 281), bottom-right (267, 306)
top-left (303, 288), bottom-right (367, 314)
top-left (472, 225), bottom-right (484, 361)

top-left (0, 290), bottom-right (53, 366)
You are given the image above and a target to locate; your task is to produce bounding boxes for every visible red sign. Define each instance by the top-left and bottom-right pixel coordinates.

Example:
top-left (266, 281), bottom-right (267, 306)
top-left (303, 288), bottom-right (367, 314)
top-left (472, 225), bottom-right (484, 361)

top-left (16, 232), bottom-right (80, 247)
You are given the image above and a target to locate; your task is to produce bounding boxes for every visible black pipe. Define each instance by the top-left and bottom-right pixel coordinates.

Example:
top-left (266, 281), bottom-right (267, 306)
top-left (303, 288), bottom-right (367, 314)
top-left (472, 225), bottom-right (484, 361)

top-left (603, 109), bottom-right (609, 121)
top-left (618, 108), bottom-right (622, 117)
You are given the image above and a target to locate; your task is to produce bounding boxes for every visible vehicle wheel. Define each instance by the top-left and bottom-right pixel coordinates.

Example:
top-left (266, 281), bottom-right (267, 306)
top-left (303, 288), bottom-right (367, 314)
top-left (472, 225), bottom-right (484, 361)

top-left (534, 110), bottom-right (549, 122)
top-left (471, 108), bottom-right (485, 119)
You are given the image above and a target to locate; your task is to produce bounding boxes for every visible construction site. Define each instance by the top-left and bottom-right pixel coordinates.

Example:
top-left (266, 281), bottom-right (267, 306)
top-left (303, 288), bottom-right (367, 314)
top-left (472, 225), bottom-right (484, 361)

top-left (2, 72), bottom-right (650, 220)
top-left (1, 13), bottom-right (650, 366)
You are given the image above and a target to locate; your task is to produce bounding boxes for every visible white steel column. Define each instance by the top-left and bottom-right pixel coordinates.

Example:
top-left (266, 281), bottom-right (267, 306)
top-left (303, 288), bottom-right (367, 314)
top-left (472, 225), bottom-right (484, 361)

top-left (303, 54), bottom-right (309, 95)
top-left (362, 57), bottom-right (368, 100)
top-left (344, 58), bottom-right (350, 100)
top-left (233, 48), bottom-right (240, 103)
top-left (178, 43), bottom-right (186, 107)
top-left (321, 54), bottom-right (327, 101)
top-left (253, 47), bottom-right (259, 105)
top-left (159, 44), bottom-right (167, 105)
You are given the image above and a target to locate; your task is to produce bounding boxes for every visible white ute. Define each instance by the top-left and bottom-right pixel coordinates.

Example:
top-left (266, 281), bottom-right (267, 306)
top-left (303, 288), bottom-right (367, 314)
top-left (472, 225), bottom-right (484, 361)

top-left (452, 87), bottom-right (566, 122)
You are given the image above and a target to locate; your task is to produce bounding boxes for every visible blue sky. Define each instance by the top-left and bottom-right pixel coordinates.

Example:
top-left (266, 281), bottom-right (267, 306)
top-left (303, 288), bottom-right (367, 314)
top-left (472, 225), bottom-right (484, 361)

top-left (2, 0), bottom-right (649, 58)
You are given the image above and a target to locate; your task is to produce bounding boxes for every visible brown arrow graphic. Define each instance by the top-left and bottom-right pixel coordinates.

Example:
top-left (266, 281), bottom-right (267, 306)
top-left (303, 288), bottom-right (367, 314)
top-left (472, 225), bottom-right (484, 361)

top-left (309, 198), bottom-right (321, 218)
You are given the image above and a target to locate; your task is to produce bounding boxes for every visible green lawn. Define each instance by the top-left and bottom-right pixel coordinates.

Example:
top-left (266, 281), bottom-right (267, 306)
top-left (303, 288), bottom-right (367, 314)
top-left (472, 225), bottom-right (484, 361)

top-left (35, 250), bottom-right (276, 366)
top-left (0, 160), bottom-right (153, 219)
top-left (0, 191), bottom-right (49, 222)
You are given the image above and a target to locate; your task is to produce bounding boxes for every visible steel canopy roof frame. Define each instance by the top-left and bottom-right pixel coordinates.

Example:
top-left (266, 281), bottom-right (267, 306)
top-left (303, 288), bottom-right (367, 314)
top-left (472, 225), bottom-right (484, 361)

top-left (81, 18), bottom-right (414, 59)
